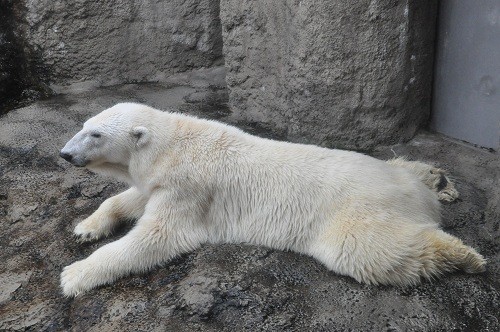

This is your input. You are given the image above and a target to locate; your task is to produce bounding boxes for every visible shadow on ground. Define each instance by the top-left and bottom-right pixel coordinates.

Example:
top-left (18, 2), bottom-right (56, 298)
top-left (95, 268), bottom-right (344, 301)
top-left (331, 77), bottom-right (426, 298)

top-left (0, 80), bottom-right (498, 331)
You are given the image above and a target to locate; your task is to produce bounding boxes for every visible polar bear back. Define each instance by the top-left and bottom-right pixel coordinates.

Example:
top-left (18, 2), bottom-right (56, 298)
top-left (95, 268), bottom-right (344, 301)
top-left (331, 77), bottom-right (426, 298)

top-left (192, 125), bottom-right (441, 251)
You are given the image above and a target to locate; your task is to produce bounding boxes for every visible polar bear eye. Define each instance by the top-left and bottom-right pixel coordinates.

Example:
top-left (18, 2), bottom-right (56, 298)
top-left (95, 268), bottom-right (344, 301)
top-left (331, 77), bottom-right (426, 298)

top-left (91, 133), bottom-right (101, 138)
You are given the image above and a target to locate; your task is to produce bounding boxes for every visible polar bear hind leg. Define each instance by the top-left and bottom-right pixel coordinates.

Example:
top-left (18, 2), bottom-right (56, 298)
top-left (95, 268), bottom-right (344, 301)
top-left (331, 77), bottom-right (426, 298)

top-left (420, 229), bottom-right (486, 275)
top-left (387, 157), bottom-right (459, 202)
top-left (309, 213), bottom-right (485, 285)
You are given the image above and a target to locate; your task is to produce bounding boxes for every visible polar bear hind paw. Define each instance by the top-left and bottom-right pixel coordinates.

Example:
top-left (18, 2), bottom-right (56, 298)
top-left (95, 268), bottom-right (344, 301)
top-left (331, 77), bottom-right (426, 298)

top-left (432, 170), bottom-right (459, 202)
top-left (387, 157), bottom-right (459, 202)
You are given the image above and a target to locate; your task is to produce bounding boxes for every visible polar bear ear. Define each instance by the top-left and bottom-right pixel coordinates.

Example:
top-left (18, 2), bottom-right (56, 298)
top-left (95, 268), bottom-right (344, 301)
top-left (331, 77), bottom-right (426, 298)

top-left (131, 126), bottom-right (150, 147)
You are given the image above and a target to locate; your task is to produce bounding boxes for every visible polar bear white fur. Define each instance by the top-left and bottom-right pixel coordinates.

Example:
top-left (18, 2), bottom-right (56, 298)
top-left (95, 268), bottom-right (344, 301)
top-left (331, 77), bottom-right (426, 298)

top-left (59, 103), bottom-right (485, 296)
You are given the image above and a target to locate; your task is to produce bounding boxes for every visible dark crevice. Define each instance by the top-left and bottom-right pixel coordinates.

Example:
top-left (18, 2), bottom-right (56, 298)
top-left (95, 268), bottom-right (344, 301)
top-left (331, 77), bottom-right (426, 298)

top-left (0, 0), bottom-right (51, 115)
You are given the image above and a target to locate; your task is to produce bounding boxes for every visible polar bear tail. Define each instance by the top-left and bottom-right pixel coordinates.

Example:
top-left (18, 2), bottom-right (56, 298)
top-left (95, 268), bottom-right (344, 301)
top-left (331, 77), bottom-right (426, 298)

top-left (420, 229), bottom-right (486, 279)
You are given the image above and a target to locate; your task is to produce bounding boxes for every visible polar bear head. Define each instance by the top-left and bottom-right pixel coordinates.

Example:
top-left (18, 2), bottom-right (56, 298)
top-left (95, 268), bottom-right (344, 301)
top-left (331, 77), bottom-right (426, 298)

top-left (60, 103), bottom-right (154, 170)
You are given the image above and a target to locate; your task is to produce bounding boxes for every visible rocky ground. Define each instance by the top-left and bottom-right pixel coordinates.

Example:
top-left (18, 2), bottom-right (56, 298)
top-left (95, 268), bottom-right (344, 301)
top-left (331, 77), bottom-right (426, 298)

top-left (0, 77), bottom-right (498, 331)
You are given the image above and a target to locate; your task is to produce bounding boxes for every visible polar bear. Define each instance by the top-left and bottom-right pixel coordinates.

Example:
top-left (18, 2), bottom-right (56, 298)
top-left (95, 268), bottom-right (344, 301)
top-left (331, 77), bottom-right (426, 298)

top-left (59, 103), bottom-right (485, 296)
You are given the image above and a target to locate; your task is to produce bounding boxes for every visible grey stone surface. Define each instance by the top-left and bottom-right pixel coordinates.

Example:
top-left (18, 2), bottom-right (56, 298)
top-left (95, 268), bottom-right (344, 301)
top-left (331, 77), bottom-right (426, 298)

top-left (221, 0), bottom-right (438, 150)
top-left (0, 0), bottom-right (223, 112)
top-left (0, 82), bottom-right (499, 331)
top-left (0, 0), bottom-right (50, 114)
top-left (0, 271), bottom-right (32, 304)
top-left (23, 0), bottom-right (223, 90)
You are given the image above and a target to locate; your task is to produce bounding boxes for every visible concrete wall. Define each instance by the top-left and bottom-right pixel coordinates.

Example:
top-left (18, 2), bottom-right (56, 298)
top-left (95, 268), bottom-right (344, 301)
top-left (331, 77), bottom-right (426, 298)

top-left (221, 0), bottom-right (438, 150)
top-left (432, 0), bottom-right (500, 150)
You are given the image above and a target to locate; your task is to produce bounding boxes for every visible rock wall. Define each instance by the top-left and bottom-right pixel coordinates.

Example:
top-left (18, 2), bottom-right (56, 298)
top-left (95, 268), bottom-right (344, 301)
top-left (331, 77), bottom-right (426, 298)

top-left (2, 0), bottom-right (438, 148)
top-left (25, 0), bottom-right (224, 91)
top-left (0, 0), bottom-right (50, 114)
top-left (1, 0), bottom-right (223, 98)
top-left (221, 0), bottom-right (438, 149)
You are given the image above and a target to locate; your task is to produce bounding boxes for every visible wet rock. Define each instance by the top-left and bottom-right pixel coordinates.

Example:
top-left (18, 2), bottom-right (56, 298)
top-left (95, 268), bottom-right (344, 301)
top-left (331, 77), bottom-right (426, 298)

top-left (179, 275), bottom-right (219, 318)
top-left (0, 301), bottom-right (53, 331)
top-left (106, 298), bottom-right (147, 321)
top-left (8, 203), bottom-right (38, 223)
top-left (81, 183), bottom-right (108, 199)
top-left (0, 271), bottom-right (32, 304)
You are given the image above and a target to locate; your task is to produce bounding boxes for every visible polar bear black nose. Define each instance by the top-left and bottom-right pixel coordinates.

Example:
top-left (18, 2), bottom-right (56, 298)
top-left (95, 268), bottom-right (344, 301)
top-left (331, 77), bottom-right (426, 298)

top-left (60, 152), bottom-right (73, 162)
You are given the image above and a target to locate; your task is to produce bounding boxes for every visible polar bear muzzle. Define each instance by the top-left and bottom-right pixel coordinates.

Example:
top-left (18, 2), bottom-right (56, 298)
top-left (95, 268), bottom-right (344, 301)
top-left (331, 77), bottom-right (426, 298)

top-left (59, 150), bottom-right (89, 167)
top-left (60, 130), bottom-right (99, 167)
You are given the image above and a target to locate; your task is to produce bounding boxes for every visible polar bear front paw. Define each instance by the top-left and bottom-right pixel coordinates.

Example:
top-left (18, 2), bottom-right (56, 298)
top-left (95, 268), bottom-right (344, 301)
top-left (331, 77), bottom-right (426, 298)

top-left (74, 218), bottom-right (110, 242)
top-left (61, 260), bottom-right (95, 297)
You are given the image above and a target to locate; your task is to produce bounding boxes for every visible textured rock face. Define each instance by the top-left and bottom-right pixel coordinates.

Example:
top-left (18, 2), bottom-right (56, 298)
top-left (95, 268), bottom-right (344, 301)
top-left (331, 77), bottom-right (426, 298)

top-left (221, 0), bottom-right (437, 149)
top-left (3, 0), bottom-right (437, 148)
top-left (0, 0), bottom-right (49, 114)
top-left (1, 0), bottom-right (223, 111)
top-left (20, 0), bottom-right (223, 91)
